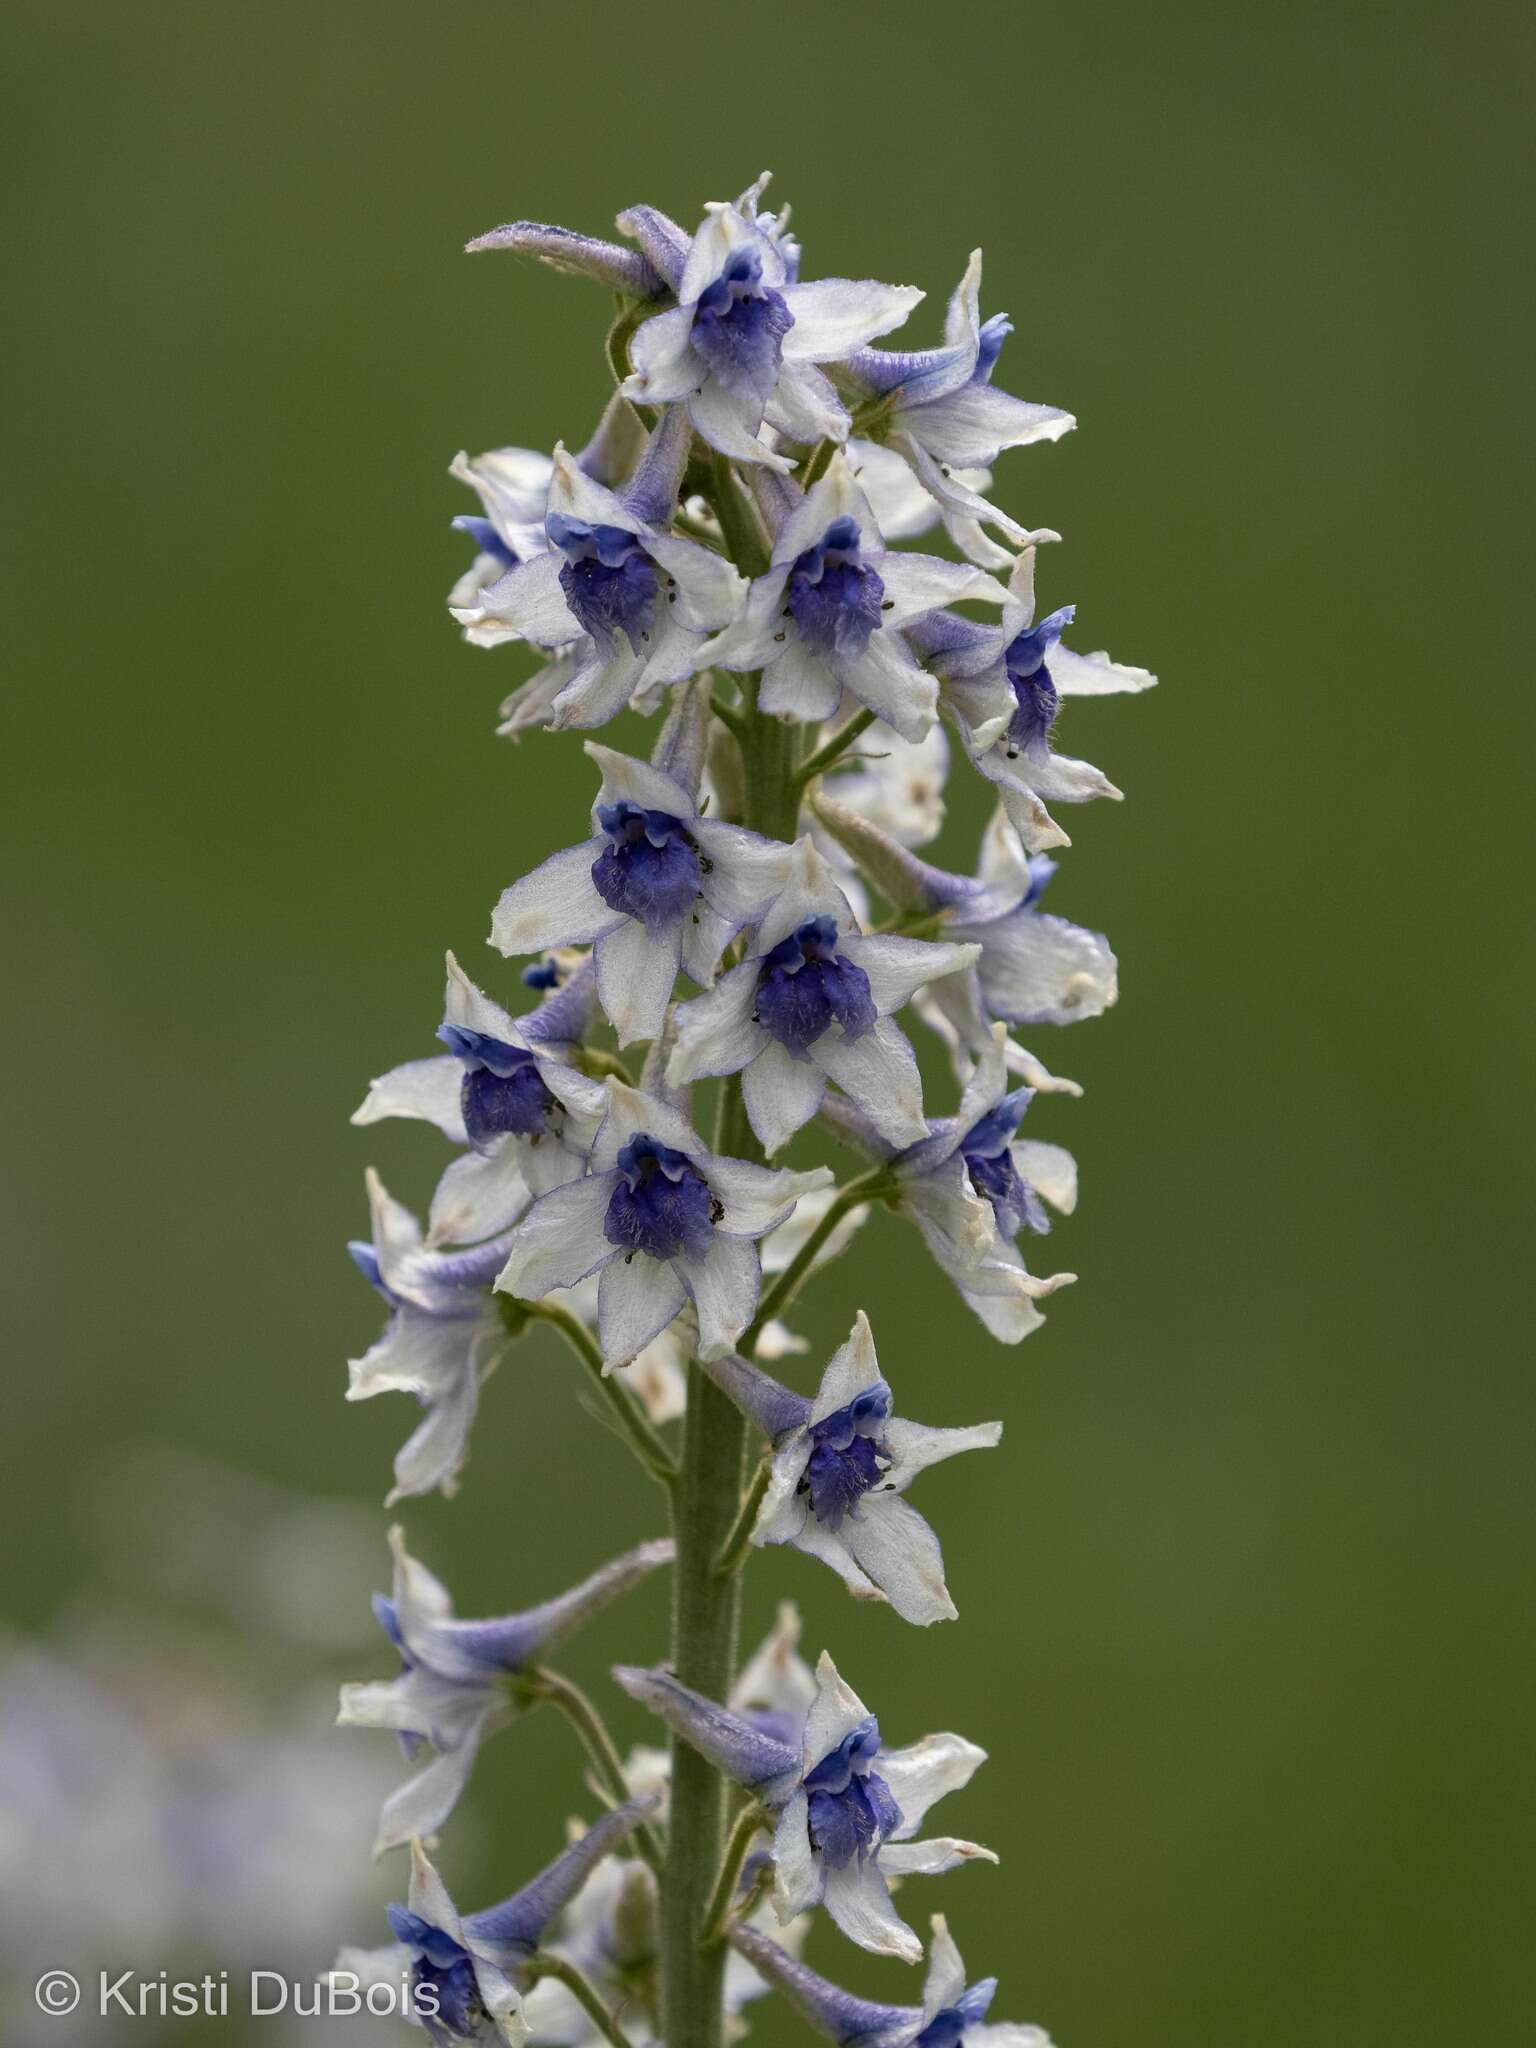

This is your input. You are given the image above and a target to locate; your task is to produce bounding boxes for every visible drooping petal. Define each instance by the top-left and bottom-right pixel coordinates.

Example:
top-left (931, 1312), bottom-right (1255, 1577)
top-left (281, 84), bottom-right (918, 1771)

top-left (838, 1496), bottom-right (956, 1627)
top-left (593, 916), bottom-right (683, 1047)
top-left (677, 1232), bottom-right (760, 1360)
top-left (822, 1856), bottom-right (922, 1964)
top-left (837, 934), bottom-right (980, 1019)
top-left (597, 1254), bottom-right (689, 1365)
top-left (879, 1732), bottom-right (988, 1837)
top-left (491, 842), bottom-right (618, 956)
top-left (839, 631), bottom-right (938, 743)
top-left (427, 1142), bottom-right (532, 1248)
top-left (708, 1157), bottom-right (834, 1238)
top-left (780, 278), bottom-right (926, 361)
top-left (474, 550), bottom-right (584, 647)
top-left (668, 959), bottom-right (765, 1081)
top-left (353, 1056), bottom-right (468, 1142)
top-left (739, 1041), bottom-right (824, 1152)
top-left (495, 1174), bottom-right (617, 1299)
top-left (815, 1017), bottom-right (929, 1148)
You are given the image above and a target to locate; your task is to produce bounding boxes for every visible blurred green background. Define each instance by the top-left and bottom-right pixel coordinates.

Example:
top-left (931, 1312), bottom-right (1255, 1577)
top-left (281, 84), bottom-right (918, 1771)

top-left (3, 0), bottom-right (1531, 2041)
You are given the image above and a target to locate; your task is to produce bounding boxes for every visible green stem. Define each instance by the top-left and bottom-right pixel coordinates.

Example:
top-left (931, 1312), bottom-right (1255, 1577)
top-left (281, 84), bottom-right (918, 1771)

top-left (794, 706), bottom-right (876, 789)
top-left (742, 1166), bottom-right (895, 1356)
top-left (698, 1802), bottom-right (769, 1948)
top-left (713, 1456), bottom-right (771, 1578)
top-left (660, 452), bottom-right (800, 2048)
top-left (525, 1954), bottom-right (638, 2048)
top-left (518, 1666), bottom-right (664, 1872)
top-left (516, 1298), bottom-right (677, 1488)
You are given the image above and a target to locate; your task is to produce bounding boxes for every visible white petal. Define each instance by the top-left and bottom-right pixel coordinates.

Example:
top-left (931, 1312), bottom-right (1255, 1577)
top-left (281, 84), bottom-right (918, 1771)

top-left (491, 842), bottom-right (616, 956)
top-left (1048, 642), bottom-right (1157, 696)
top-left (877, 1836), bottom-right (997, 1877)
top-left (780, 278), bottom-right (926, 361)
top-left (881, 1416), bottom-right (1002, 1486)
top-left (968, 909), bottom-right (1118, 1027)
top-left (765, 359), bottom-right (850, 442)
top-left (623, 304), bottom-right (704, 403)
top-left (841, 1496), bottom-right (955, 1626)
top-left (917, 1915), bottom-right (968, 2023)
top-left (879, 1732), bottom-right (987, 1836)
top-left (547, 642), bottom-right (650, 730)
top-left (688, 380), bottom-right (792, 471)
top-left (771, 1792), bottom-right (823, 1920)
top-left (597, 1255), bottom-right (688, 1366)
top-left (803, 1650), bottom-right (873, 1767)
top-left (586, 744), bottom-right (698, 818)
top-left (407, 1839), bottom-right (467, 1943)
top-left (709, 1157), bottom-right (833, 1237)
top-left (428, 1143), bottom-right (531, 1247)
top-left (590, 1077), bottom-right (707, 1172)
top-left (700, 562), bottom-right (794, 670)
top-left (475, 551), bottom-right (582, 646)
top-left (772, 456), bottom-right (880, 565)
top-left (495, 1175), bottom-right (617, 1299)
top-left (821, 1857), bottom-right (921, 1963)
top-left (838, 934), bottom-right (980, 1018)
top-left (754, 836), bottom-right (858, 953)
top-left (1011, 1138), bottom-right (1077, 1215)
top-left (811, 1311), bottom-right (883, 1422)
top-left (594, 917), bottom-right (682, 1047)
top-left (680, 899), bottom-right (737, 989)
top-left (372, 1717), bottom-right (495, 1856)
top-left (669, 960), bottom-right (765, 1081)
top-left (353, 1056), bottom-right (466, 1142)
top-left (694, 821), bottom-right (796, 925)
top-left (742, 1041), bottom-right (827, 1154)
top-left (646, 534), bottom-right (747, 634)
top-left (907, 382), bottom-right (1075, 468)
top-left (348, 1306), bottom-right (471, 1403)
top-left (816, 1017), bottom-right (929, 1148)
top-left (387, 1364), bottom-right (479, 1505)
top-left (759, 635), bottom-right (841, 723)
top-left (678, 1233), bottom-right (760, 1359)
top-left (877, 551), bottom-right (1003, 628)
top-left (840, 632), bottom-right (938, 743)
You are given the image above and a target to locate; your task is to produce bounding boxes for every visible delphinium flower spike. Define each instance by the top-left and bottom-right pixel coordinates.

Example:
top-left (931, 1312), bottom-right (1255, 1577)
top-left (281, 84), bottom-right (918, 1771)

top-left (339, 171), bottom-right (1152, 2048)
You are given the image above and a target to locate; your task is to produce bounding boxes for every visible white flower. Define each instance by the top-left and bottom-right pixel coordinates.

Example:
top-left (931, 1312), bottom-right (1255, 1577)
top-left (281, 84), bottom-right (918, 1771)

top-left (456, 409), bottom-right (745, 729)
top-left (667, 837), bottom-right (979, 1156)
top-left (620, 174), bottom-right (924, 472)
top-left (489, 744), bottom-right (791, 1047)
top-left (891, 1027), bottom-right (1078, 1344)
top-left (916, 545), bottom-right (1156, 852)
top-left (769, 1653), bottom-right (994, 1963)
top-left (494, 1080), bottom-right (831, 1367)
top-left (705, 1312), bottom-right (1002, 1625)
top-left (700, 454), bottom-right (1003, 743)
top-left (346, 1171), bottom-right (513, 1504)
top-left (353, 952), bottom-right (607, 1249)
top-left (337, 1526), bottom-right (672, 1856)
top-left (839, 250), bottom-right (1074, 568)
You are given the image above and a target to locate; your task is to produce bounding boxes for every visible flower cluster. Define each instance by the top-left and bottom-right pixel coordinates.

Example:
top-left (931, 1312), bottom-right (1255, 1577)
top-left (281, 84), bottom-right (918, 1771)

top-left (336, 174), bottom-right (1152, 2047)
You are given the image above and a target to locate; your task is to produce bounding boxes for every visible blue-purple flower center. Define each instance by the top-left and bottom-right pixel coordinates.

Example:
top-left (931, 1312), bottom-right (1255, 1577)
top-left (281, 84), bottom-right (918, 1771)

top-left (604, 1132), bottom-right (718, 1263)
top-left (548, 515), bottom-right (660, 653)
top-left (1003, 605), bottom-right (1075, 756)
top-left (591, 801), bottom-right (702, 933)
top-left (803, 1715), bottom-right (903, 1869)
top-left (786, 516), bottom-right (886, 662)
top-left (521, 957), bottom-right (565, 991)
top-left (755, 914), bottom-right (876, 1057)
top-left (385, 1911), bottom-right (481, 2040)
top-left (691, 249), bottom-right (793, 404)
top-left (802, 1381), bottom-right (892, 1530)
top-left (438, 1025), bottom-right (558, 1149)
top-left (962, 1093), bottom-right (1048, 1239)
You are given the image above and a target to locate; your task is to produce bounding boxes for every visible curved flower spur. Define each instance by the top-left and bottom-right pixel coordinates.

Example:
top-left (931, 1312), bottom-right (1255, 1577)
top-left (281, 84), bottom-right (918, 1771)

top-left (334, 169), bottom-right (1153, 2048)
